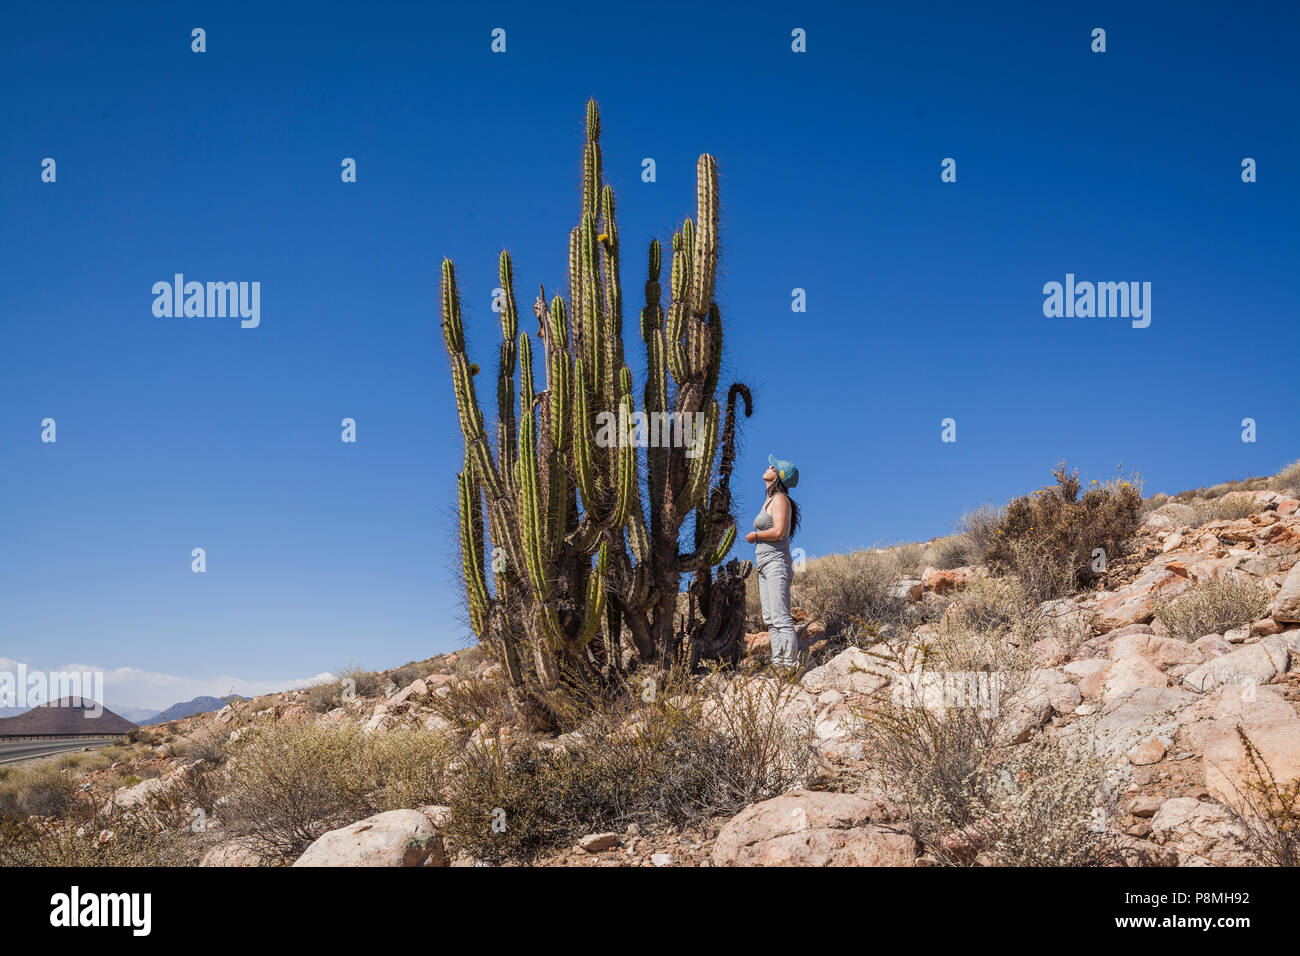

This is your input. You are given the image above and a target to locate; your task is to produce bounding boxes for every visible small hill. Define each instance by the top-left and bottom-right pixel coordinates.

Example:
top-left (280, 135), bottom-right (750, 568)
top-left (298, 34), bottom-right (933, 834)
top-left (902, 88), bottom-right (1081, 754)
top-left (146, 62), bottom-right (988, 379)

top-left (142, 695), bottom-right (244, 725)
top-left (0, 697), bottom-right (136, 736)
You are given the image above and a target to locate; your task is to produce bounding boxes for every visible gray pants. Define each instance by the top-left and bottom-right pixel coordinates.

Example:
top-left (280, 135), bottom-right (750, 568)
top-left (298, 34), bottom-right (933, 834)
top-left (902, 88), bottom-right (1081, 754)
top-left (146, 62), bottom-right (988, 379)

top-left (757, 550), bottom-right (798, 666)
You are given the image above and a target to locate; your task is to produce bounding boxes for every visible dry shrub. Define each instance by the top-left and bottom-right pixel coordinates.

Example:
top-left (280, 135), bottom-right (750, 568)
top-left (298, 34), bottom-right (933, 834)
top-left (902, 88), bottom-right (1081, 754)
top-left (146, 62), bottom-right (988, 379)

top-left (0, 764), bottom-right (78, 819)
top-left (443, 669), bottom-right (814, 863)
top-left (1004, 536), bottom-right (1078, 604)
top-left (451, 645), bottom-right (486, 678)
top-left (1153, 576), bottom-right (1270, 641)
top-left (304, 665), bottom-right (382, 713)
top-left (888, 542), bottom-right (928, 577)
top-left (387, 661), bottom-right (431, 688)
top-left (1270, 459), bottom-right (1300, 493)
top-left (957, 504), bottom-right (1004, 566)
top-left (921, 534), bottom-right (973, 571)
top-left (986, 463), bottom-right (1142, 597)
top-left (856, 682), bottom-right (1117, 865)
top-left (425, 674), bottom-right (517, 733)
top-left (796, 549), bottom-right (908, 635)
top-left (982, 740), bottom-right (1120, 866)
top-left (1191, 496), bottom-right (1265, 523)
top-left (851, 576), bottom-right (1117, 865)
top-left (218, 722), bottom-right (454, 860)
top-left (1224, 727), bottom-right (1300, 867)
top-left (0, 809), bottom-right (171, 867)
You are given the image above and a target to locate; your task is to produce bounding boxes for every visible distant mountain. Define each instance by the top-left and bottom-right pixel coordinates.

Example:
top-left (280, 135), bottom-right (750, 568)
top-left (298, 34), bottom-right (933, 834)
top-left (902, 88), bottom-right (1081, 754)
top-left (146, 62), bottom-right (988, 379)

top-left (0, 697), bottom-right (136, 736)
top-left (110, 705), bottom-right (164, 724)
top-left (142, 695), bottom-right (244, 725)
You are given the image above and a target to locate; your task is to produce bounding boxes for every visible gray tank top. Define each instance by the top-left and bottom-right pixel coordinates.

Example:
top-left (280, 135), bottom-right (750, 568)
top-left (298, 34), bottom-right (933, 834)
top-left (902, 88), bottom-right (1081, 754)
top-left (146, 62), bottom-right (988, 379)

top-left (754, 495), bottom-right (791, 563)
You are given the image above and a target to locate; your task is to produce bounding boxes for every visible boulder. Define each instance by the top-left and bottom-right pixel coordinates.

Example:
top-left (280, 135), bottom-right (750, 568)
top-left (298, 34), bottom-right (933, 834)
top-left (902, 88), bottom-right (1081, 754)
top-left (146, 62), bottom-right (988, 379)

top-left (1108, 633), bottom-right (1200, 670)
top-left (1092, 570), bottom-right (1192, 633)
top-left (1148, 797), bottom-right (1253, 866)
top-left (1128, 737), bottom-right (1167, 765)
top-left (1101, 655), bottom-right (1169, 704)
top-left (888, 579), bottom-right (924, 601)
top-left (200, 842), bottom-right (265, 867)
top-left (1076, 685), bottom-right (1199, 757)
top-left (1268, 564), bottom-right (1300, 623)
top-left (1143, 502), bottom-right (1196, 531)
top-left (1192, 634), bottom-right (1233, 660)
top-left (800, 647), bottom-right (891, 696)
top-left (292, 810), bottom-right (447, 867)
top-left (1180, 684), bottom-right (1300, 811)
top-left (920, 566), bottom-right (983, 595)
top-left (713, 790), bottom-right (916, 867)
top-left (1181, 635), bottom-right (1289, 693)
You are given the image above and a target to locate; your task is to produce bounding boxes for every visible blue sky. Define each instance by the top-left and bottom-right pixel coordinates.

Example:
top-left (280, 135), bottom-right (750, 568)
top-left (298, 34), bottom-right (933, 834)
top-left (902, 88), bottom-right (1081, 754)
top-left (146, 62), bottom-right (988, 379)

top-left (2, 1), bottom-right (1297, 708)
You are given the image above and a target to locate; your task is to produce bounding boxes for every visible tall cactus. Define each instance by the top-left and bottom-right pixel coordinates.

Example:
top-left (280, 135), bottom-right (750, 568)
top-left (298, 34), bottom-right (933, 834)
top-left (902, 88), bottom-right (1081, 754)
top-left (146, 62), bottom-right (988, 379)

top-left (441, 101), bottom-right (752, 697)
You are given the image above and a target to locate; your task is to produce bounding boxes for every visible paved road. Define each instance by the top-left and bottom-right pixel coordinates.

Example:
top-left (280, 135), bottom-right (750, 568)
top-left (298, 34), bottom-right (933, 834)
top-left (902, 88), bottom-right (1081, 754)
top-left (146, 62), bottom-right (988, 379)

top-left (0, 737), bottom-right (119, 766)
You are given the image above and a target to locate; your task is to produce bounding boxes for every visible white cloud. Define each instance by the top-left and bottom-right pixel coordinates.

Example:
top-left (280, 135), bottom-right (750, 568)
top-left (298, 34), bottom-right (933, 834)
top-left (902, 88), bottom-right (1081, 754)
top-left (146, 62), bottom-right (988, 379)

top-left (0, 656), bottom-right (332, 712)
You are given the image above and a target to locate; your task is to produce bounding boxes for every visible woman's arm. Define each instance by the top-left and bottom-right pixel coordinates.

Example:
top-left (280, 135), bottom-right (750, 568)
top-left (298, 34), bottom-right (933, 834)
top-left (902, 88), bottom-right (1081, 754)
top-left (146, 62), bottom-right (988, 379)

top-left (746, 494), bottom-right (790, 543)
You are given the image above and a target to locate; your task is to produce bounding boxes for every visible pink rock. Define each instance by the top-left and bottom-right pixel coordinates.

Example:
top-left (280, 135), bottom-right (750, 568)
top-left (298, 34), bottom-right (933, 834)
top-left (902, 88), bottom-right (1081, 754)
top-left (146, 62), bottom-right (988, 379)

top-left (1129, 738), bottom-right (1167, 765)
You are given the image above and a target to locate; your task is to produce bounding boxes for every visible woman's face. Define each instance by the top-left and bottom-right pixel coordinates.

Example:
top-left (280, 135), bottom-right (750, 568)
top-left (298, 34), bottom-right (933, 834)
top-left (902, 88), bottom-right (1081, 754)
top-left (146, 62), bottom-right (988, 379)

top-left (763, 465), bottom-right (777, 483)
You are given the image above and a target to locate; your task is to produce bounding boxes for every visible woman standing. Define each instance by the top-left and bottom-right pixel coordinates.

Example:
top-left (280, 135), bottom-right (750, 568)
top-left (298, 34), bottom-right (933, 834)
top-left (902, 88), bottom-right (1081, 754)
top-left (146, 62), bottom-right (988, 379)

top-left (746, 455), bottom-right (802, 667)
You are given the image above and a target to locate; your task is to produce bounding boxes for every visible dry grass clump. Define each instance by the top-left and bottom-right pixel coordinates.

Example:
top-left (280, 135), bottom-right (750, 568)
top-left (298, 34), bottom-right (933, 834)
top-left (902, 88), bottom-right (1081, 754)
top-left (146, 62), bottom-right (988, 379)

top-left (919, 534), bottom-right (972, 571)
top-left (0, 810), bottom-right (173, 867)
top-left (849, 573), bottom-right (1118, 865)
top-left (443, 669), bottom-right (814, 863)
top-left (795, 549), bottom-right (909, 635)
top-left (1153, 576), bottom-right (1271, 641)
top-left (956, 504), bottom-right (1004, 566)
top-left (1270, 459), bottom-right (1300, 494)
top-left (0, 764), bottom-right (78, 819)
top-left (304, 665), bottom-right (384, 713)
top-left (217, 722), bottom-right (455, 859)
top-left (985, 463), bottom-right (1142, 599)
top-left (1190, 496), bottom-right (1267, 523)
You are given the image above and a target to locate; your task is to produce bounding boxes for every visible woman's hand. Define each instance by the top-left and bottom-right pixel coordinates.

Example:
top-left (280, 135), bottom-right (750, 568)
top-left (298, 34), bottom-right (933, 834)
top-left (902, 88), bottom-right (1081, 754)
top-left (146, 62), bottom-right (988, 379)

top-left (745, 531), bottom-right (758, 543)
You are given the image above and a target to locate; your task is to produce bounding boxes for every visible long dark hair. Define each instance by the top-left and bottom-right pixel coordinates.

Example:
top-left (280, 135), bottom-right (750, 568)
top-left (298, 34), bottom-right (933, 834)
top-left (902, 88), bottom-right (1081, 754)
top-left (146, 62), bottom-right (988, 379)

top-left (767, 478), bottom-right (801, 539)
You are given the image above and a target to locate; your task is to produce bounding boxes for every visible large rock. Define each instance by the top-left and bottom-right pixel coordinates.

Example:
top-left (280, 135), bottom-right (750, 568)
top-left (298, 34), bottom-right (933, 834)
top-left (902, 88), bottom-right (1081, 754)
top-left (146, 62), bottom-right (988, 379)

top-left (292, 810), bottom-right (447, 867)
top-left (1148, 798), bottom-right (1253, 866)
top-left (1143, 502), bottom-right (1196, 531)
top-left (1092, 569), bottom-right (1192, 633)
top-left (200, 842), bottom-right (265, 867)
top-left (1101, 655), bottom-right (1169, 704)
top-left (1179, 684), bottom-right (1300, 811)
top-left (1268, 564), bottom-right (1300, 623)
top-left (1108, 633), bottom-right (1200, 670)
top-left (1180, 635), bottom-right (1289, 693)
top-left (1073, 685), bottom-right (1198, 757)
top-left (712, 790), bottom-right (917, 867)
top-left (800, 647), bottom-right (891, 696)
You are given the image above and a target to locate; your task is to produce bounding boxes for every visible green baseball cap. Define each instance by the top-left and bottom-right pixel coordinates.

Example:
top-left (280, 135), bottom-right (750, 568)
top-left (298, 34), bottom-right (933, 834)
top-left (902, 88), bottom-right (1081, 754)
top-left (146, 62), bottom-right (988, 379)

top-left (768, 455), bottom-right (799, 489)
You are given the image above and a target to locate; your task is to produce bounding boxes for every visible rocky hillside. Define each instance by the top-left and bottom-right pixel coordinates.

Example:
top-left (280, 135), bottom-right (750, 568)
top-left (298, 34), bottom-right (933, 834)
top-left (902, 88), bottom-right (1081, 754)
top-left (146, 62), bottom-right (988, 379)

top-left (5, 470), bottom-right (1298, 869)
